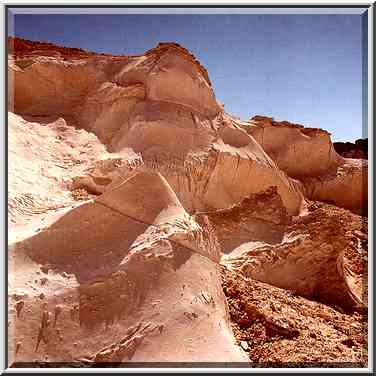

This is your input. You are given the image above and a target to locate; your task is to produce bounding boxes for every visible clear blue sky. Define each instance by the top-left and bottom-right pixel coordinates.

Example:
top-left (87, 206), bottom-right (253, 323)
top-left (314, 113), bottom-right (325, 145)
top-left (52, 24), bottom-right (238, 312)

top-left (8, 11), bottom-right (367, 141)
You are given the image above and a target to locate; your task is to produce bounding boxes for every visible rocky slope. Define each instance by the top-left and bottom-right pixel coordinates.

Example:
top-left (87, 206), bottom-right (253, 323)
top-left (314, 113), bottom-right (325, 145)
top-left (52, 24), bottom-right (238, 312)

top-left (7, 37), bottom-right (367, 368)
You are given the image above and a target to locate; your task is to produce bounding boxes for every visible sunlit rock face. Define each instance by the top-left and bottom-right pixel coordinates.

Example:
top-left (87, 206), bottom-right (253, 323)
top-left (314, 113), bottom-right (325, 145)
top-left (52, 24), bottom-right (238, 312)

top-left (232, 115), bottom-right (367, 215)
top-left (8, 37), bottom-right (367, 367)
top-left (9, 38), bottom-right (306, 216)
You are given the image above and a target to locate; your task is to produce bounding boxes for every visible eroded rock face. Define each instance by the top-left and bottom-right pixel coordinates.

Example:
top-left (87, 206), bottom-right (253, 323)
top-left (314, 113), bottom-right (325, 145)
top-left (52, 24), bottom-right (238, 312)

top-left (232, 115), bottom-right (367, 215)
top-left (205, 187), bottom-right (291, 253)
top-left (8, 112), bottom-right (108, 227)
top-left (10, 171), bottom-right (246, 364)
top-left (220, 201), bottom-right (367, 312)
top-left (9, 38), bottom-right (306, 217)
top-left (301, 159), bottom-right (368, 216)
top-left (8, 38), bottom-right (367, 367)
top-left (236, 115), bottom-right (343, 179)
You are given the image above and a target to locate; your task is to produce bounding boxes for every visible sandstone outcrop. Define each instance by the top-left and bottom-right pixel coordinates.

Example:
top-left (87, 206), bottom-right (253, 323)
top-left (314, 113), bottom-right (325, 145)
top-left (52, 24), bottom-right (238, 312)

top-left (8, 38), bottom-right (367, 367)
top-left (233, 115), bottom-right (367, 214)
top-left (10, 171), bottom-right (247, 364)
top-left (218, 199), bottom-right (366, 311)
top-left (9, 37), bottom-right (308, 216)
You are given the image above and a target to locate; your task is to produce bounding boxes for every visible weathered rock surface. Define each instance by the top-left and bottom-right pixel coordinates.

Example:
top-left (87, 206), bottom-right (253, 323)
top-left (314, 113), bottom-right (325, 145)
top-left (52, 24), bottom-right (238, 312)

top-left (234, 115), bottom-right (367, 215)
top-left (219, 200), bottom-right (367, 312)
top-left (239, 115), bottom-right (343, 179)
top-left (301, 159), bottom-right (368, 216)
top-left (10, 171), bottom-right (247, 364)
top-left (8, 112), bottom-right (108, 227)
top-left (8, 38), bottom-right (306, 217)
top-left (8, 37), bottom-right (367, 367)
top-left (222, 267), bottom-right (367, 365)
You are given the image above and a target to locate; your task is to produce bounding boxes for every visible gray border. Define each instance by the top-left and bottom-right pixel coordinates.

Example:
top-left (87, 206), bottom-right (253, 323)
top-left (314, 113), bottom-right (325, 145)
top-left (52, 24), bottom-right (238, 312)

top-left (1, 2), bottom-right (373, 373)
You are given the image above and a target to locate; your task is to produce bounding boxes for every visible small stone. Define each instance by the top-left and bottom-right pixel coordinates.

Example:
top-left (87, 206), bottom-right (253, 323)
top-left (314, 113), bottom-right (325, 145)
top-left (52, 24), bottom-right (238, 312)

top-left (342, 337), bottom-right (355, 348)
top-left (40, 265), bottom-right (50, 274)
top-left (240, 341), bottom-right (249, 351)
top-left (39, 293), bottom-right (45, 300)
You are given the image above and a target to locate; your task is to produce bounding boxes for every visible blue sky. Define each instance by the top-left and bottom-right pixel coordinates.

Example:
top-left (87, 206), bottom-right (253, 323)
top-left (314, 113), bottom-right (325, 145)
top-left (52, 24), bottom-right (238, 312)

top-left (8, 10), bottom-right (367, 141)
